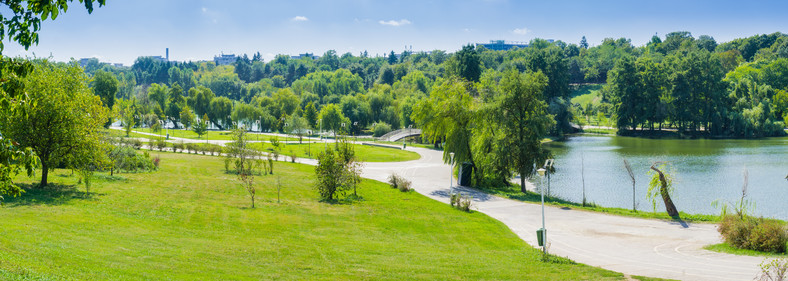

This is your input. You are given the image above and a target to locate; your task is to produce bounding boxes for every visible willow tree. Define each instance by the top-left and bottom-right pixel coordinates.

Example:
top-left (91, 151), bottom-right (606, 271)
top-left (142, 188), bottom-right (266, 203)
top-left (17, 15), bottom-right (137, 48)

top-left (412, 78), bottom-right (477, 180)
top-left (648, 162), bottom-right (679, 217)
top-left (1, 61), bottom-right (109, 187)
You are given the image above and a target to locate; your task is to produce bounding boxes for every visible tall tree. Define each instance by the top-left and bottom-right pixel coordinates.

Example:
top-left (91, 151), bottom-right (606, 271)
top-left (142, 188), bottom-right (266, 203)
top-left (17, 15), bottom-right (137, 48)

top-left (494, 70), bottom-right (555, 192)
top-left (1, 61), bottom-right (109, 187)
top-left (92, 69), bottom-right (117, 127)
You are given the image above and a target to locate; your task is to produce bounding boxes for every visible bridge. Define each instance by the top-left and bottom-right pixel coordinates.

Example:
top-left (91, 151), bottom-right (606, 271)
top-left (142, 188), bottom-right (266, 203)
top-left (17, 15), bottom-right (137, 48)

top-left (378, 128), bottom-right (421, 142)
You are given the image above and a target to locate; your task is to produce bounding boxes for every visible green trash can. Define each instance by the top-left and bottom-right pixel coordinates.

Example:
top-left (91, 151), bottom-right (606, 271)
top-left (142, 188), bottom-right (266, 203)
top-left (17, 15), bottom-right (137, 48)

top-left (536, 228), bottom-right (546, 247)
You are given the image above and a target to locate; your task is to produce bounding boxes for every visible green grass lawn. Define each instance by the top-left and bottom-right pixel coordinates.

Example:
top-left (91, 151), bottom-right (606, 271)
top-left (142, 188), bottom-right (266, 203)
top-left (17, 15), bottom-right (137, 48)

top-left (476, 184), bottom-right (719, 223)
top-left (250, 142), bottom-right (421, 162)
top-left (704, 243), bottom-right (788, 257)
top-left (0, 152), bottom-right (633, 280)
top-left (570, 84), bottom-right (604, 106)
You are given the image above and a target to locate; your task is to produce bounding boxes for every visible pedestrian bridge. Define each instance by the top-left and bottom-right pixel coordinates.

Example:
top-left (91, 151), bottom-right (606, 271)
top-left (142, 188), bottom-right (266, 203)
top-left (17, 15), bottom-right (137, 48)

top-left (378, 128), bottom-right (421, 142)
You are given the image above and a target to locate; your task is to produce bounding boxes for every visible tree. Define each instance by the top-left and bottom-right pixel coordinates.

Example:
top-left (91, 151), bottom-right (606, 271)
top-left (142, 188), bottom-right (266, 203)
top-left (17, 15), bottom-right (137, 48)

top-left (1, 61), bottom-right (109, 187)
top-left (193, 114), bottom-right (209, 138)
top-left (318, 104), bottom-right (349, 138)
top-left (226, 127), bottom-right (259, 208)
top-left (180, 105), bottom-right (196, 130)
top-left (448, 44), bottom-right (482, 82)
top-left (303, 101), bottom-right (318, 128)
top-left (493, 70), bottom-right (554, 192)
top-left (314, 140), bottom-right (358, 201)
top-left (648, 163), bottom-right (679, 218)
top-left (92, 69), bottom-right (117, 127)
top-left (580, 36), bottom-right (589, 49)
top-left (208, 97), bottom-right (233, 129)
top-left (287, 114), bottom-right (309, 143)
top-left (166, 82), bottom-right (185, 129)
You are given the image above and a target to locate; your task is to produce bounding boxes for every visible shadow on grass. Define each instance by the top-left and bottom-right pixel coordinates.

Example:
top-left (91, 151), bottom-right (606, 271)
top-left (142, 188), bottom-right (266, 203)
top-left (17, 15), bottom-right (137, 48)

top-left (319, 195), bottom-right (364, 205)
top-left (2, 183), bottom-right (98, 207)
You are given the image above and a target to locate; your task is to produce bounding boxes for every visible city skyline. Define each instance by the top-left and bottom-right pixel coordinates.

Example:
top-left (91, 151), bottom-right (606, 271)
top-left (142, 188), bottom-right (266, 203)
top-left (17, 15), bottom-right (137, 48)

top-left (2, 0), bottom-right (787, 65)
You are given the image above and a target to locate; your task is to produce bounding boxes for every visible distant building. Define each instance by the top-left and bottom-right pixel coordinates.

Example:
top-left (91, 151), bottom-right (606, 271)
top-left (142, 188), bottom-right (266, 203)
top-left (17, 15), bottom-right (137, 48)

top-left (214, 53), bottom-right (237, 65)
top-left (290, 53), bottom-right (317, 60)
top-left (476, 40), bottom-right (529, 51)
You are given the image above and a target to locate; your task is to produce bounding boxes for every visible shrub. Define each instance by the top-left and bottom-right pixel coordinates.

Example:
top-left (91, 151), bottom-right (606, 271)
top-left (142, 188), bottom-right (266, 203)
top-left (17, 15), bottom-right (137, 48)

top-left (756, 258), bottom-right (788, 281)
top-left (719, 215), bottom-right (788, 253)
top-left (130, 139), bottom-right (143, 150)
top-left (155, 139), bottom-right (167, 151)
top-left (449, 192), bottom-right (472, 212)
top-left (172, 142), bottom-right (184, 153)
top-left (750, 220), bottom-right (788, 253)
top-left (373, 122), bottom-right (392, 137)
top-left (388, 174), bottom-right (412, 192)
top-left (152, 156), bottom-right (160, 168)
top-left (289, 149), bottom-right (297, 163)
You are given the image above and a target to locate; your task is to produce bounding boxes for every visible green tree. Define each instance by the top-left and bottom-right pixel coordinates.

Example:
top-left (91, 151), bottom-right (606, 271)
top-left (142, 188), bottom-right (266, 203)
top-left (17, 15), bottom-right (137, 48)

top-left (226, 127), bottom-right (259, 208)
top-left (193, 114), bottom-right (209, 138)
top-left (1, 61), bottom-right (109, 187)
top-left (303, 101), bottom-right (318, 128)
top-left (287, 114), bottom-right (309, 143)
top-left (187, 86), bottom-right (215, 118)
top-left (493, 70), bottom-right (555, 192)
top-left (447, 44), bottom-right (482, 82)
top-left (318, 104), bottom-right (349, 138)
top-left (208, 97), bottom-right (233, 130)
top-left (180, 105), bottom-right (196, 130)
top-left (648, 163), bottom-right (679, 218)
top-left (0, 0), bottom-right (105, 53)
top-left (92, 69), bottom-right (117, 127)
top-left (167, 82), bottom-right (185, 129)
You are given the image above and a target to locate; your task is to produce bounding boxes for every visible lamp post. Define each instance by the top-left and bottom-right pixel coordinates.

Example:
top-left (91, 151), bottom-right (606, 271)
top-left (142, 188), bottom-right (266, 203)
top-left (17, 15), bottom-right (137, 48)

top-left (449, 152), bottom-right (455, 191)
top-left (537, 167), bottom-right (547, 254)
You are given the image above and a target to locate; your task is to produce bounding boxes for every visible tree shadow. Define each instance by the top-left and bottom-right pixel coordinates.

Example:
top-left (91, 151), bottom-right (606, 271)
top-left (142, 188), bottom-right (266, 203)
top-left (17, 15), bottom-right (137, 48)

top-left (669, 215), bottom-right (689, 228)
top-left (1, 183), bottom-right (98, 207)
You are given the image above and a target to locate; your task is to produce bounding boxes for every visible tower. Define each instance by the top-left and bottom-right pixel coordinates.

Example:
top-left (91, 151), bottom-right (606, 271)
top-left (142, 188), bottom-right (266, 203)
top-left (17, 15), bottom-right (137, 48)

top-left (166, 48), bottom-right (169, 61)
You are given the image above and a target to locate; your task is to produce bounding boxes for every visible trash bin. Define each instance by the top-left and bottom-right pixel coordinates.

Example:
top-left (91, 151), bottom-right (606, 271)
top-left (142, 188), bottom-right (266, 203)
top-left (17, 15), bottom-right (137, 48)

top-left (459, 162), bottom-right (473, 186)
top-left (166, 133), bottom-right (170, 140)
top-left (536, 228), bottom-right (546, 246)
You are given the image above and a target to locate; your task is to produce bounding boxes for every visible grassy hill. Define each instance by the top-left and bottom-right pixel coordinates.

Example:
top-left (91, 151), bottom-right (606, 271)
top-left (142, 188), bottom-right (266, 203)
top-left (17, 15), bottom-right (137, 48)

top-left (0, 152), bottom-right (633, 280)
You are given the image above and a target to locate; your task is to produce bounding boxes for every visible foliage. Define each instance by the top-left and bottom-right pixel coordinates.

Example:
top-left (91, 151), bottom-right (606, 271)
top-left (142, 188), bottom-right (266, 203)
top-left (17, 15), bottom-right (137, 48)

top-left (92, 69), bottom-right (118, 127)
top-left (719, 215), bottom-right (788, 254)
top-left (449, 192), bottom-right (473, 212)
top-left (372, 122), bottom-right (392, 137)
top-left (106, 145), bottom-right (157, 173)
top-left (0, 136), bottom-right (38, 201)
top-left (1, 60), bottom-right (109, 187)
top-left (387, 173), bottom-right (412, 192)
top-left (757, 259), bottom-right (788, 281)
top-left (314, 140), bottom-right (360, 201)
top-left (228, 127), bottom-right (258, 208)
top-left (0, 0), bottom-right (106, 53)
top-left (193, 114), bottom-right (209, 138)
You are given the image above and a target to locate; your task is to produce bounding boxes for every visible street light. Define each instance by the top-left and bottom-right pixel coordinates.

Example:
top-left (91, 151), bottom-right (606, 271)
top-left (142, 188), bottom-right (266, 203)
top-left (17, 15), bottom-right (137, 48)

top-left (537, 167), bottom-right (547, 254)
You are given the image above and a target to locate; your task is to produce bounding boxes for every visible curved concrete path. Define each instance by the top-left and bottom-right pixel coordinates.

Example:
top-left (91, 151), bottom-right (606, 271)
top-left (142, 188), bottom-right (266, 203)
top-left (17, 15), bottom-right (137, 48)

top-left (359, 147), bottom-right (768, 281)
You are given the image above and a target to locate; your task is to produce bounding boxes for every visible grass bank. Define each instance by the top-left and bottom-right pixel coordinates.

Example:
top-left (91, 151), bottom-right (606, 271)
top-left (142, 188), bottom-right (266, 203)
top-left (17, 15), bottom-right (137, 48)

top-left (704, 243), bottom-right (788, 257)
top-left (0, 152), bottom-right (634, 280)
top-left (476, 184), bottom-right (719, 223)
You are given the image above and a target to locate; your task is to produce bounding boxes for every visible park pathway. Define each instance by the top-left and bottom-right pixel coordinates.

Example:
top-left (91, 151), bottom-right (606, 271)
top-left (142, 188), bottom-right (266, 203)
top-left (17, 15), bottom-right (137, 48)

top-left (358, 147), bottom-right (767, 281)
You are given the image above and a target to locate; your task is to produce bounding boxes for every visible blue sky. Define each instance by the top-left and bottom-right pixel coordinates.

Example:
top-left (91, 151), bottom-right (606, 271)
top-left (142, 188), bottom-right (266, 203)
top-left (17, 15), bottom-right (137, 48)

top-left (3, 0), bottom-right (788, 65)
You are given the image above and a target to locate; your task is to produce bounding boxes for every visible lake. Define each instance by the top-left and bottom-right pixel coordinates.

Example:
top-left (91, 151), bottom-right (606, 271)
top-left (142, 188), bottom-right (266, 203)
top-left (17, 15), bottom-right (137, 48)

top-left (534, 135), bottom-right (788, 220)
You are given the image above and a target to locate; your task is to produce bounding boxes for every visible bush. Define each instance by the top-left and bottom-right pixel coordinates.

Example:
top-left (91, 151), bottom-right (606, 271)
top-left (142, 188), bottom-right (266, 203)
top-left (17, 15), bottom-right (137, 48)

top-left (130, 139), bottom-right (143, 150)
top-left (387, 174), bottom-right (412, 192)
top-left (757, 258), bottom-right (788, 281)
top-left (172, 142), bottom-right (184, 153)
top-left (719, 215), bottom-right (788, 253)
top-left (373, 122), bottom-right (392, 137)
top-left (155, 139), bottom-right (167, 151)
top-left (449, 192), bottom-right (472, 212)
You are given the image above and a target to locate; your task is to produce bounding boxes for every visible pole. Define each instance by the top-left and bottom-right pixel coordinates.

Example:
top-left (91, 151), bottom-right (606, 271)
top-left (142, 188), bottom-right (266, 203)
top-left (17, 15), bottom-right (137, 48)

top-left (541, 174), bottom-right (546, 254)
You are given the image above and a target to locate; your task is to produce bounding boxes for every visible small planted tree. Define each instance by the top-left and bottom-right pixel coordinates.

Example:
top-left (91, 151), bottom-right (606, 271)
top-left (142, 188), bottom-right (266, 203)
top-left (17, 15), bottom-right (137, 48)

top-left (648, 162), bottom-right (679, 218)
top-left (314, 140), bottom-right (360, 201)
top-left (623, 158), bottom-right (636, 211)
top-left (227, 127), bottom-right (259, 208)
top-left (193, 114), bottom-right (209, 139)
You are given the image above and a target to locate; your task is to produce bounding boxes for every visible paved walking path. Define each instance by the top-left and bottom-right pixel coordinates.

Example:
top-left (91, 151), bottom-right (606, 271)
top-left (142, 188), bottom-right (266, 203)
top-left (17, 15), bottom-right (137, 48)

top-left (358, 147), bottom-right (767, 281)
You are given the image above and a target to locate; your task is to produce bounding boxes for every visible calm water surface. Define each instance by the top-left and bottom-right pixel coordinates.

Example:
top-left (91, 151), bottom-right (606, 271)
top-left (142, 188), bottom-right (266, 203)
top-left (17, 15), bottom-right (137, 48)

top-left (533, 135), bottom-right (788, 219)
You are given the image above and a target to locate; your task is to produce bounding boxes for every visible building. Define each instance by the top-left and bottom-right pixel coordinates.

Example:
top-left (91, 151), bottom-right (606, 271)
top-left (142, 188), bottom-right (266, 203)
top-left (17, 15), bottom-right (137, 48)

top-left (214, 53), bottom-right (237, 65)
top-left (476, 40), bottom-right (529, 51)
top-left (290, 53), bottom-right (317, 60)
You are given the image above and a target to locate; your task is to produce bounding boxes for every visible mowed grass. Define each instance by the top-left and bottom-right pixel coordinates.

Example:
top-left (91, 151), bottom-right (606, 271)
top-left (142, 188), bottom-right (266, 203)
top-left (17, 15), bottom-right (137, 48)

top-left (250, 142), bottom-right (420, 162)
top-left (113, 128), bottom-right (304, 142)
top-left (570, 84), bottom-right (604, 107)
top-left (0, 152), bottom-right (628, 280)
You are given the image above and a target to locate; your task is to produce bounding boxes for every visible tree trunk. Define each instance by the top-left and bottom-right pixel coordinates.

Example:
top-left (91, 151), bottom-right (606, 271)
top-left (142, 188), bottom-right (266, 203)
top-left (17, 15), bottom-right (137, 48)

top-left (650, 166), bottom-right (679, 217)
top-left (40, 162), bottom-right (49, 187)
top-left (520, 168), bottom-right (527, 193)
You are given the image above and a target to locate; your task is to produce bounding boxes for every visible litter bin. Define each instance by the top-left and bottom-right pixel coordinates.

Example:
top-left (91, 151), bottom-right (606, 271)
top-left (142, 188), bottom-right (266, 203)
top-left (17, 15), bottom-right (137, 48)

top-left (166, 133), bottom-right (170, 140)
top-left (458, 162), bottom-right (473, 186)
top-left (536, 228), bottom-right (546, 246)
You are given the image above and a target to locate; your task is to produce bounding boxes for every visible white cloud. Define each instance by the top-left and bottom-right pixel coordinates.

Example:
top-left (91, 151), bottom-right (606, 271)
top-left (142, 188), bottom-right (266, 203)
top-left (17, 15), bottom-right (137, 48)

top-left (201, 7), bottom-right (207, 13)
top-left (292, 16), bottom-right (309, 22)
top-left (379, 19), bottom-right (411, 27)
top-left (512, 27), bottom-right (530, 35)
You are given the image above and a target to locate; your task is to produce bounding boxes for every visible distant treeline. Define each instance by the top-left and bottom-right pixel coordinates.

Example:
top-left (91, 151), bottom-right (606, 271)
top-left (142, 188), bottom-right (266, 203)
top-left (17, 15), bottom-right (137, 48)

top-left (83, 31), bottom-right (788, 138)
